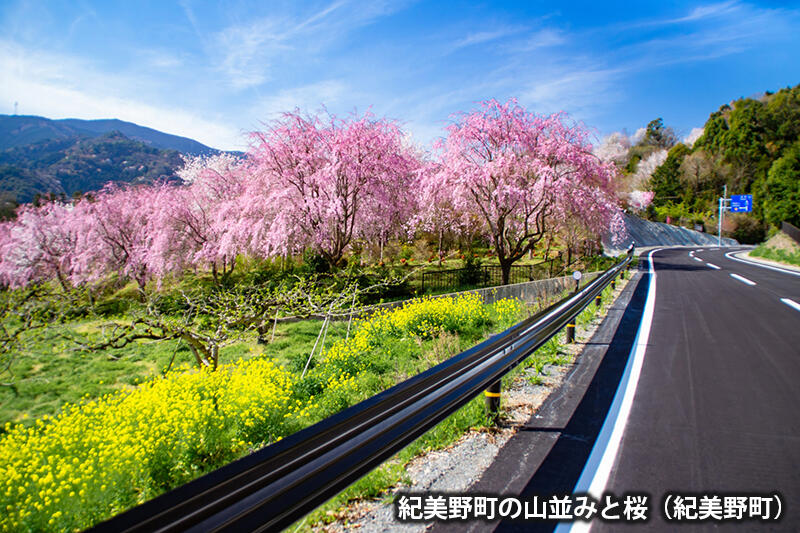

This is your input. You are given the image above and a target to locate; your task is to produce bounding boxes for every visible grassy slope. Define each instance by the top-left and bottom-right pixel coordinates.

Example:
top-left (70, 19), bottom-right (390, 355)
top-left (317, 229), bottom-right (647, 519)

top-left (0, 319), bottom-right (349, 429)
top-left (750, 231), bottom-right (800, 267)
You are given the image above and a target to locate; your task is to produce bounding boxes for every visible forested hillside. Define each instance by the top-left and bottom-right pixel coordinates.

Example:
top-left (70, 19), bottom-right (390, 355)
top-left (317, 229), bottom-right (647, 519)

top-left (610, 84), bottom-right (800, 244)
top-left (0, 132), bottom-right (184, 217)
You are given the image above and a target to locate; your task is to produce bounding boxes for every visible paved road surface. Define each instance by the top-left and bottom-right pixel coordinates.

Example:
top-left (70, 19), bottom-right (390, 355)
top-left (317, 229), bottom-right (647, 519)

top-left (436, 247), bottom-right (800, 533)
top-left (589, 247), bottom-right (800, 531)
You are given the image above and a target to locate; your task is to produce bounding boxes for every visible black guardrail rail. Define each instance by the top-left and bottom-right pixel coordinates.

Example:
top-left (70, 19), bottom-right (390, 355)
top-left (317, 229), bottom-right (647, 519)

top-left (89, 248), bottom-right (634, 533)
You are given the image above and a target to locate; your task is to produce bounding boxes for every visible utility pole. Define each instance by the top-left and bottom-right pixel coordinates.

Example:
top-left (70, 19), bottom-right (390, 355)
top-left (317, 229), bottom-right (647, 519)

top-left (717, 184), bottom-right (727, 247)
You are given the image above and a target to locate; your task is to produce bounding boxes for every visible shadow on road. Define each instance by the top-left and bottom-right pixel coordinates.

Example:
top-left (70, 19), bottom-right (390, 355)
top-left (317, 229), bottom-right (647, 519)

top-left (494, 273), bottom-right (650, 533)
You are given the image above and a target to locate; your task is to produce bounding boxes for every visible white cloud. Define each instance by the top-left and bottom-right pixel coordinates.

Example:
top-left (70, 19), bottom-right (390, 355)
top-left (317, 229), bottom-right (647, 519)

top-left (453, 26), bottom-right (525, 49)
top-left (519, 66), bottom-right (622, 116)
top-left (210, 17), bottom-right (290, 89)
top-left (208, 1), bottom-right (408, 90)
top-left (669, 1), bottom-right (740, 24)
top-left (253, 80), bottom-right (350, 118)
top-left (509, 28), bottom-right (565, 51)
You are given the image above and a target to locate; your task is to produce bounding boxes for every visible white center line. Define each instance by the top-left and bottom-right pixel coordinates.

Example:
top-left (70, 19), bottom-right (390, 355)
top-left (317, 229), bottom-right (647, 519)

top-left (706, 263), bottom-right (721, 270)
top-left (692, 257), bottom-right (703, 262)
top-left (781, 298), bottom-right (800, 312)
top-left (730, 273), bottom-right (756, 286)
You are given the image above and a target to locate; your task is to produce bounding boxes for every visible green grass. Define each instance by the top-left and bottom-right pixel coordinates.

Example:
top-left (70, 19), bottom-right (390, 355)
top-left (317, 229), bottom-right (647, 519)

top-left (0, 318), bottom-right (350, 430)
top-left (751, 244), bottom-right (800, 267)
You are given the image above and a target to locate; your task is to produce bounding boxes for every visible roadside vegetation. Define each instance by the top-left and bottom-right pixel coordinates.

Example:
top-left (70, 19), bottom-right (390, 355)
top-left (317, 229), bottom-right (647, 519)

top-left (750, 231), bottom-right (800, 267)
top-left (0, 293), bottom-right (529, 531)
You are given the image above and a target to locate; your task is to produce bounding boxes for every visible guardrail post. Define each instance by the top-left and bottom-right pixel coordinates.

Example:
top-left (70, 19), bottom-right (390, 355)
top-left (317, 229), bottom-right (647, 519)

top-left (595, 294), bottom-right (602, 309)
top-left (485, 380), bottom-right (502, 422)
top-left (566, 321), bottom-right (575, 343)
top-left (611, 277), bottom-right (616, 291)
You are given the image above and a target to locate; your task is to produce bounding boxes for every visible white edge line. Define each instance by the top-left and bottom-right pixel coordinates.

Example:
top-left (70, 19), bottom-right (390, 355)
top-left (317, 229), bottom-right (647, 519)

top-left (556, 248), bottom-right (661, 533)
top-left (706, 263), bottom-right (721, 270)
top-left (730, 273), bottom-right (756, 286)
top-left (781, 298), bottom-right (800, 312)
top-left (724, 251), bottom-right (800, 278)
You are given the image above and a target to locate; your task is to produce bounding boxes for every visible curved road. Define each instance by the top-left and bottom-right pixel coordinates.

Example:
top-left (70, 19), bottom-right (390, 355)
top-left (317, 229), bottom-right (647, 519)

top-left (588, 247), bottom-right (800, 531)
top-left (434, 246), bottom-right (800, 532)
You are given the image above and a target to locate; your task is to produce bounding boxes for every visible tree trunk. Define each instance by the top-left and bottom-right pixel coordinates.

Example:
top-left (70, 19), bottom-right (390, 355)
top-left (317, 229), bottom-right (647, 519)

top-left (499, 259), bottom-right (512, 286)
top-left (438, 228), bottom-right (443, 266)
top-left (136, 277), bottom-right (147, 302)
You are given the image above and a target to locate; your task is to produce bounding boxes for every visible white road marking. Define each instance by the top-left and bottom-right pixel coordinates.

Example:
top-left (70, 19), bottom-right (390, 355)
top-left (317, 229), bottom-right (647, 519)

top-left (724, 251), bottom-right (800, 278)
top-left (781, 298), bottom-right (800, 312)
top-left (689, 251), bottom-right (695, 257)
top-left (557, 249), bottom-right (661, 533)
top-left (692, 257), bottom-right (703, 262)
top-left (730, 273), bottom-right (756, 286)
top-left (706, 263), bottom-right (721, 270)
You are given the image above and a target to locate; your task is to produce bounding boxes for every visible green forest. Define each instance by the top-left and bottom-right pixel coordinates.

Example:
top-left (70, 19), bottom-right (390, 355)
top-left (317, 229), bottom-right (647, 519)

top-left (630, 84), bottom-right (800, 243)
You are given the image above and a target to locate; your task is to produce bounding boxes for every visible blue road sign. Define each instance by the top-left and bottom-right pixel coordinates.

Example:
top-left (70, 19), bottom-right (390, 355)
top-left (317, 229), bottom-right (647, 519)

top-left (730, 194), bottom-right (753, 213)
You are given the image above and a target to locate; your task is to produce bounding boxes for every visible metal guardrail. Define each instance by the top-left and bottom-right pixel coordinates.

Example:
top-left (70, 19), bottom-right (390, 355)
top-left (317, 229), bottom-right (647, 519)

top-left (782, 221), bottom-right (800, 246)
top-left (89, 249), bottom-right (634, 533)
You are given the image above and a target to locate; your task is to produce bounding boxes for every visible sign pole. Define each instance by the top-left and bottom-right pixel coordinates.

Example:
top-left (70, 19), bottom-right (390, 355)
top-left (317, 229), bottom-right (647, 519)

top-left (718, 184), bottom-right (727, 247)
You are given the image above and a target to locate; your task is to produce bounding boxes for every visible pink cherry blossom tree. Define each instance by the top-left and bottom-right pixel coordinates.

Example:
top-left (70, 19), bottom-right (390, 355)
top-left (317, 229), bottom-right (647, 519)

top-left (247, 110), bottom-right (420, 267)
top-left (0, 202), bottom-right (79, 290)
top-left (627, 190), bottom-right (655, 212)
top-left (432, 99), bottom-right (623, 284)
top-left (71, 184), bottom-right (160, 295)
top-left (149, 154), bottom-right (249, 283)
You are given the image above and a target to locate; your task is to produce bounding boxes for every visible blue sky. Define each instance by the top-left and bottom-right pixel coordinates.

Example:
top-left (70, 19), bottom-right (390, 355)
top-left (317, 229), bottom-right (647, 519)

top-left (1, 1), bottom-right (799, 151)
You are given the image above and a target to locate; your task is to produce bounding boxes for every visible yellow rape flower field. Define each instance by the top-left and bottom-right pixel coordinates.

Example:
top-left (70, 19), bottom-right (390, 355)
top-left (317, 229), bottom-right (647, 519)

top-left (0, 294), bottom-right (526, 532)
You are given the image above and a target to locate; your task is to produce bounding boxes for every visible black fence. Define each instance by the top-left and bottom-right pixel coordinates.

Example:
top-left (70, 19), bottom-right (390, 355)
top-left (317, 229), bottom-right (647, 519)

top-left (421, 261), bottom-right (558, 293)
top-left (88, 249), bottom-right (633, 533)
top-left (782, 221), bottom-right (800, 246)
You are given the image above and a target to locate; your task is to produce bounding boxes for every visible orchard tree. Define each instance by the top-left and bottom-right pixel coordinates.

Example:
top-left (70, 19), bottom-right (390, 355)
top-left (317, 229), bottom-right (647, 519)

top-left (432, 99), bottom-right (623, 284)
top-left (248, 110), bottom-right (419, 267)
top-left (627, 190), bottom-right (655, 212)
top-left (414, 162), bottom-right (463, 263)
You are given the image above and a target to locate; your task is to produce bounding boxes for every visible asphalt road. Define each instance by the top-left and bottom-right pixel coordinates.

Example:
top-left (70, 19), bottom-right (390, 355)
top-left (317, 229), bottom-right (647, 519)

top-left (590, 247), bottom-right (800, 531)
top-left (433, 247), bottom-right (799, 533)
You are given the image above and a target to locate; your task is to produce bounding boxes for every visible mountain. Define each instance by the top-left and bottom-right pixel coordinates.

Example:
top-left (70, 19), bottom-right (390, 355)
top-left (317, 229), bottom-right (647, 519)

top-left (0, 115), bottom-right (220, 156)
top-left (0, 131), bottom-right (184, 208)
top-left (0, 114), bottom-right (235, 217)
